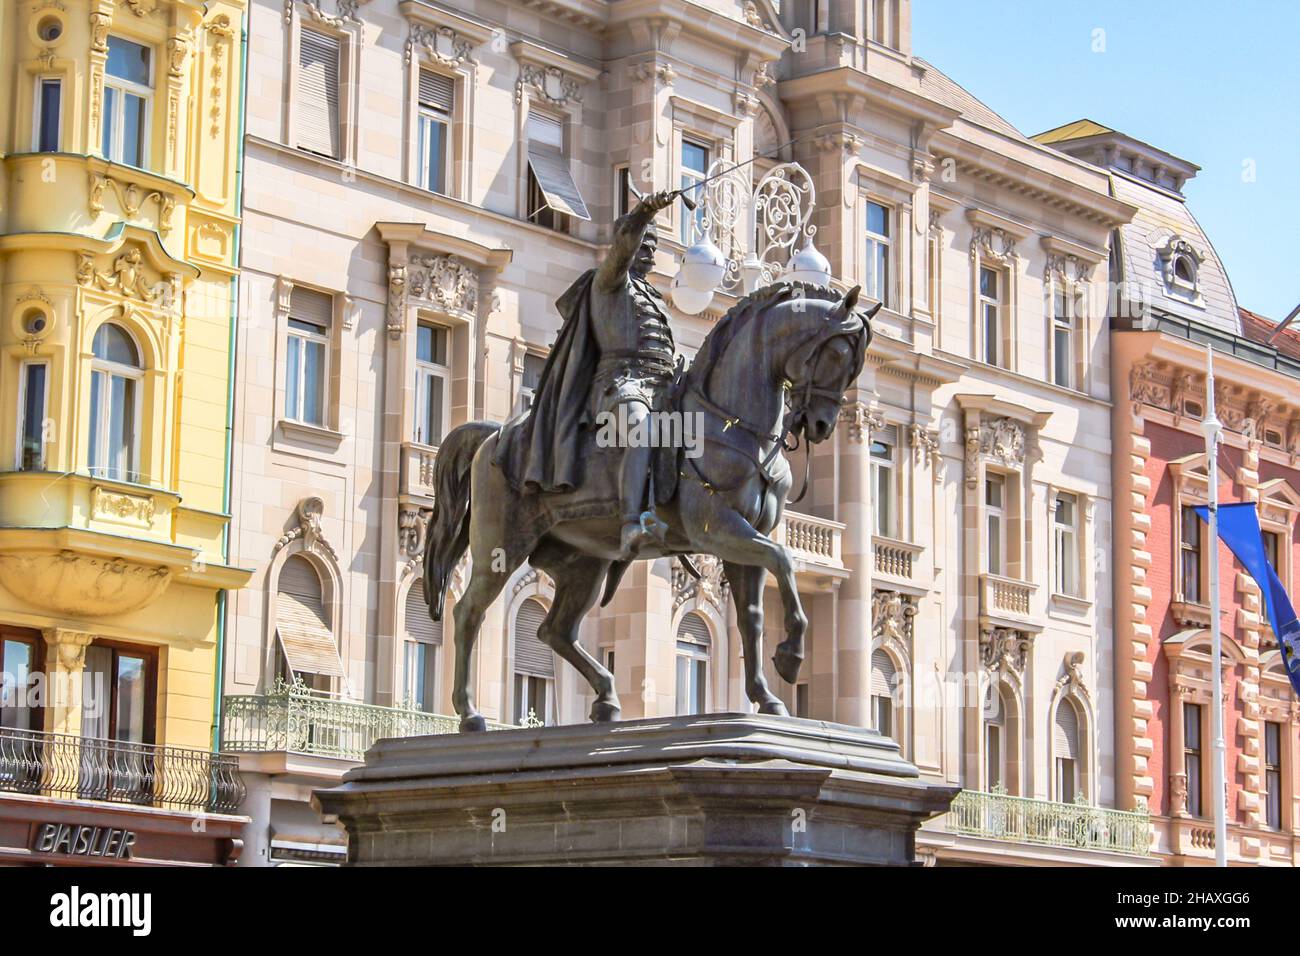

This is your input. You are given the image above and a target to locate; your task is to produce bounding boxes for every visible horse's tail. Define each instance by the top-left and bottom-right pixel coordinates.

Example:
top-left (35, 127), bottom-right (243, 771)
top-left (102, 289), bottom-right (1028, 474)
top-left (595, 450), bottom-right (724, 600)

top-left (423, 421), bottom-right (501, 621)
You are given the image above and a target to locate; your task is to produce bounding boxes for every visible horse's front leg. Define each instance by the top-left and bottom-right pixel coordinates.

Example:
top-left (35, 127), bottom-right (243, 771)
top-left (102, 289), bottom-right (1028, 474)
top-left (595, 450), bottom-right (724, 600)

top-left (723, 561), bottom-right (786, 715)
top-left (688, 506), bottom-right (808, 686)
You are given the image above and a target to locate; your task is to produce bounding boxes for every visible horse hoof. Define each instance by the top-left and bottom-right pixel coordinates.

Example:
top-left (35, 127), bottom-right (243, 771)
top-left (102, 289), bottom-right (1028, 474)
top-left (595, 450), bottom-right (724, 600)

top-left (757, 699), bottom-right (789, 717)
top-left (459, 714), bottom-right (487, 733)
top-left (772, 643), bottom-right (804, 684)
top-left (590, 700), bottom-right (622, 723)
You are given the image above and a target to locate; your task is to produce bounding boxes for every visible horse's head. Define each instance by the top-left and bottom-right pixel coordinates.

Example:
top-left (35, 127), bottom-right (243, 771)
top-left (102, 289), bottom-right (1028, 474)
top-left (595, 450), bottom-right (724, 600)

top-left (784, 285), bottom-right (878, 444)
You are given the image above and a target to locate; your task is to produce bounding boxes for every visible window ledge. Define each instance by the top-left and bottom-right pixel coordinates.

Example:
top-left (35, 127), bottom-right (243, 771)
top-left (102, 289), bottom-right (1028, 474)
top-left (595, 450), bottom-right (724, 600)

top-left (277, 418), bottom-right (345, 448)
top-left (1049, 591), bottom-right (1092, 614)
top-left (1170, 600), bottom-right (1214, 627)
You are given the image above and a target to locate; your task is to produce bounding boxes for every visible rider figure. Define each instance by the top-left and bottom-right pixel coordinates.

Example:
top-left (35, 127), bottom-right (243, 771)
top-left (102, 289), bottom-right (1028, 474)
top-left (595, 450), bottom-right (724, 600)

top-left (590, 189), bottom-right (679, 557)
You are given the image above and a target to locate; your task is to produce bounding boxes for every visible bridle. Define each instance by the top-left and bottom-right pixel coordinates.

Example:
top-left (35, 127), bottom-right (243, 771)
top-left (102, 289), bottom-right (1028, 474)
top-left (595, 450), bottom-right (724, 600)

top-left (683, 315), bottom-right (865, 501)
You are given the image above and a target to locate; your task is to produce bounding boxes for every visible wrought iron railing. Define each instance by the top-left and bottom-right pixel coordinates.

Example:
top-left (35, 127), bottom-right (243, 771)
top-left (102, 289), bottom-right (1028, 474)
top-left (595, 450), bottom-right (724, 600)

top-left (221, 684), bottom-right (508, 761)
top-left (945, 788), bottom-right (1153, 857)
top-left (0, 727), bottom-right (245, 814)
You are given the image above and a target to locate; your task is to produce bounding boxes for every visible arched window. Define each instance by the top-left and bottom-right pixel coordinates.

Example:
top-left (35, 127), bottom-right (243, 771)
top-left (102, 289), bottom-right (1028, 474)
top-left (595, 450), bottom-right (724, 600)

top-left (870, 648), bottom-right (897, 739)
top-left (1173, 253), bottom-right (1196, 287)
top-left (275, 554), bottom-right (344, 691)
top-left (88, 323), bottom-right (142, 482)
top-left (512, 597), bottom-right (553, 724)
top-left (1054, 698), bottom-right (1081, 802)
top-left (983, 682), bottom-right (1021, 794)
top-left (403, 580), bottom-right (441, 712)
top-left (675, 612), bottom-right (711, 715)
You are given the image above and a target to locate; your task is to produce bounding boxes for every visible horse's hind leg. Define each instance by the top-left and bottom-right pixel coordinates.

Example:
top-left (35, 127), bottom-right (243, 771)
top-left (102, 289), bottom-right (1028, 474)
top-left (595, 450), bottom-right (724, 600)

top-left (724, 560), bottom-right (788, 716)
top-left (452, 554), bottom-right (518, 732)
top-left (531, 547), bottom-right (620, 723)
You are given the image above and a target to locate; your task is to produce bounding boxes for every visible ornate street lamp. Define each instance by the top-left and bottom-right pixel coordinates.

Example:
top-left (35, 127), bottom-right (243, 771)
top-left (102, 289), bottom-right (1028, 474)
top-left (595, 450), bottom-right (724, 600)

top-left (671, 160), bottom-right (830, 315)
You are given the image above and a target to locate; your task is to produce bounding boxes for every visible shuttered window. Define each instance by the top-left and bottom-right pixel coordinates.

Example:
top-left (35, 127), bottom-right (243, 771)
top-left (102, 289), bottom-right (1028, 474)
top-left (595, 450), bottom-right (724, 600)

top-left (417, 70), bottom-right (453, 194)
top-left (513, 598), bottom-right (552, 677)
top-left (297, 29), bottom-right (340, 159)
top-left (276, 555), bottom-right (346, 679)
top-left (525, 110), bottom-right (590, 225)
top-left (870, 648), bottom-right (896, 738)
top-left (418, 70), bottom-right (454, 112)
top-left (675, 613), bottom-right (710, 716)
top-left (286, 287), bottom-right (332, 426)
top-left (403, 580), bottom-right (440, 711)
top-left (1054, 699), bottom-right (1079, 760)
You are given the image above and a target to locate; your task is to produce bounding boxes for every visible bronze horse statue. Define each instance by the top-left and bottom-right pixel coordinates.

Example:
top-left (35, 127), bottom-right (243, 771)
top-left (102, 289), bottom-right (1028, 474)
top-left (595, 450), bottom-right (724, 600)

top-left (422, 282), bottom-right (875, 731)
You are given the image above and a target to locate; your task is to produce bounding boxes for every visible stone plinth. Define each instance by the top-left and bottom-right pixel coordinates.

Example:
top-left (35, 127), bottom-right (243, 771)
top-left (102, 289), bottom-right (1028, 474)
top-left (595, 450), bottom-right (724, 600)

top-left (313, 713), bottom-right (958, 866)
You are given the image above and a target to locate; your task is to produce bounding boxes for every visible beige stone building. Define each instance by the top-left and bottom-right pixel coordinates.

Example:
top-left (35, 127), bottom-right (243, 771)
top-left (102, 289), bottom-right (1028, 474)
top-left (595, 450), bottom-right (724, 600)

top-left (220, 0), bottom-right (1149, 865)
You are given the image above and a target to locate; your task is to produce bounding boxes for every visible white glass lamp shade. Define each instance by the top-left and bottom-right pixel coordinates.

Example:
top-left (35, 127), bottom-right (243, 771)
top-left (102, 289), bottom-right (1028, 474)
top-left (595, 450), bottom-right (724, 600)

top-left (786, 240), bottom-right (832, 288)
top-left (678, 236), bottom-right (727, 293)
top-left (671, 273), bottom-right (714, 315)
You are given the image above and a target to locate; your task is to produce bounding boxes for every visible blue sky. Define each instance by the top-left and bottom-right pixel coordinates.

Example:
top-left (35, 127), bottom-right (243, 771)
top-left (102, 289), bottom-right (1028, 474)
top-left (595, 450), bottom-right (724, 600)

top-left (913, 0), bottom-right (1300, 320)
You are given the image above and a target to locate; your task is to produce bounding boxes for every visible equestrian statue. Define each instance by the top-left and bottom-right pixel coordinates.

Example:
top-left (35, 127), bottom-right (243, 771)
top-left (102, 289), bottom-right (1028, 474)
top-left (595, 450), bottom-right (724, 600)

top-left (422, 188), bottom-right (877, 731)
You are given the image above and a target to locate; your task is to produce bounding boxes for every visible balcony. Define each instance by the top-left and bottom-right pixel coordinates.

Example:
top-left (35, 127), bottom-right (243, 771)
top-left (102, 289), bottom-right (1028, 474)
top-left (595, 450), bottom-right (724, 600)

top-left (943, 789), bottom-right (1153, 858)
top-left (979, 572), bottom-right (1040, 631)
top-left (399, 441), bottom-right (440, 503)
top-left (776, 511), bottom-right (848, 589)
top-left (221, 685), bottom-right (509, 763)
top-left (0, 727), bottom-right (245, 815)
top-left (873, 535), bottom-right (926, 593)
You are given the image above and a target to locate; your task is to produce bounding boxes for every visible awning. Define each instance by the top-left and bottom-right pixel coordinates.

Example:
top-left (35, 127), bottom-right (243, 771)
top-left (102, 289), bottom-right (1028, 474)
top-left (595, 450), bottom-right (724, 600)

top-left (276, 592), bottom-right (347, 679)
top-left (526, 146), bottom-right (591, 221)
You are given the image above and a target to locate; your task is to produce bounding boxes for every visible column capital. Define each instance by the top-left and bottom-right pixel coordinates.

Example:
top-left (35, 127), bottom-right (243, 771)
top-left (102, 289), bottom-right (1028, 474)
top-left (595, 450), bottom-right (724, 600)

top-left (41, 628), bottom-right (96, 671)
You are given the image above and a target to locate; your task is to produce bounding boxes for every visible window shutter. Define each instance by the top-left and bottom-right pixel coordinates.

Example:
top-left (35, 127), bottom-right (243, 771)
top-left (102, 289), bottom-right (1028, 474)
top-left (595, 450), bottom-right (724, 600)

top-left (276, 555), bottom-right (346, 679)
top-left (297, 29), bottom-right (340, 159)
top-left (404, 580), bottom-right (442, 645)
top-left (290, 286), bottom-right (334, 329)
top-left (1054, 700), bottom-right (1080, 760)
top-left (525, 110), bottom-right (591, 221)
top-left (513, 597), bottom-right (553, 677)
top-left (526, 110), bottom-right (564, 151)
top-left (871, 648), bottom-right (896, 696)
top-left (419, 70), bottom-right (454, 113)
top-left (676, 612), bottom-right (711, 646)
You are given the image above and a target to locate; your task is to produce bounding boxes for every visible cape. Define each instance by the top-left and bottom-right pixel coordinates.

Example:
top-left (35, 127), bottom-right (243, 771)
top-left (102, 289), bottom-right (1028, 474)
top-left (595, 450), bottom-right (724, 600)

top-left (493, 268), bottom-right (601, 493)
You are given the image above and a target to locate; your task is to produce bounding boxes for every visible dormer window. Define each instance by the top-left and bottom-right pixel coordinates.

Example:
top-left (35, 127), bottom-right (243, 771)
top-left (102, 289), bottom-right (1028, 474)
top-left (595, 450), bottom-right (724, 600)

top-left (1158, 236), bottom-right (1203, 299)
top-left (1173, 253), bottom-right (1196, 288)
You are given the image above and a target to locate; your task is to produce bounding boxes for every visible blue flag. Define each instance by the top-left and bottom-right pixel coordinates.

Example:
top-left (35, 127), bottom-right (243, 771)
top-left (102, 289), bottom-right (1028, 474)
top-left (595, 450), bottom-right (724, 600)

top-left (1194, 502), bottom-right (1300, 698)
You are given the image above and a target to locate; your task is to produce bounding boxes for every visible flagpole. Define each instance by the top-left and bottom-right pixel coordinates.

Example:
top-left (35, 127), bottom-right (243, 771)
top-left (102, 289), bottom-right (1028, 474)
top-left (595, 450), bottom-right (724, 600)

top-left (1202, 343), bottom-right (1227, 867)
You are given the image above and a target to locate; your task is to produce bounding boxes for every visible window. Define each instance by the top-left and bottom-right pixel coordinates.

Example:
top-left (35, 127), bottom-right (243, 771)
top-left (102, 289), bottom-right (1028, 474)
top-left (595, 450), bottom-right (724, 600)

top-left (417, 70), bottom-right (453, 194)
top-left (1180, 506), bottom-right (1203, 602)
top-left (600, 646), bottom-right (615, 676)
top-left (519, 351), bottom-right (546, 410)
top-left (17, 361), bottom-right (48, 471)
top-left (795, 682), bottom-right (810, 718)
top-left (985, 687), bottom-right (1004, 790)
top-left (35, 77), bottom-right (62, 152)
top-left (513, 598), bottom-right (553, 724)
top-left (1053, 491), bottom-right (1080, 596)
top-left (1265, 721), bottom-right (1282, 829)
top-left (1052, 289), bottom-right (1074, 388)
top-left (0, 633), bottom-right (42, 731)
top-left (985, 474), bottom-right (1006, 576)
top-left (403, 581), bottom-right (441, 712)
top-left (979, 266), bottom-right (1002, 366)
top-left (870, 426), bottom-right (896, 537)
top-left (297, 28), bottom-right (341, 159)
top-left (1263, 531), bottom-right (1281, 625)
top-left (88, 323), bottom-right (141, 482)
top-left (870, 649), bottom-right (896, 739)
top-left (615, 165), bottom-right (632, 219)
top-left (1054, 699), bottom-right (1081, 803)
top-left (79, 642), bottom-right (157, 804)
top-left (525, 110), bottom-right (589, 230)
top-left (275, 554), bottom-right (345, 690)
top-left (102, 36), bottom-right (152, 168)
top-left (415, 324), bottom-right (450, 445)
top-left (285, 287), bottom-right (332, 427)
top-left (865, 200), bottom-right (891, 307)
top-left (1185, 702), bottom-right (1203, 817)
top-left (1173, 254), bottom-right (1197, 289)
top-left (680, 139), bottom-right (709, 242)
top-left (675, 612), bottom-right (711, 715)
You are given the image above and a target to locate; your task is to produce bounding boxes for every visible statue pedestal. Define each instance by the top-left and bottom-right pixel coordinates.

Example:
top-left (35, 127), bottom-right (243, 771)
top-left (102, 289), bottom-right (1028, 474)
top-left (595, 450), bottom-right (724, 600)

top-left (313, 713), bottom-right (958, 866)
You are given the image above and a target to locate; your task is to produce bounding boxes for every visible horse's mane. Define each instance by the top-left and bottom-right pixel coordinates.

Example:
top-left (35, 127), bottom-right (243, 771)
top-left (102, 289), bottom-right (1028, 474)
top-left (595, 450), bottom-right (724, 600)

top-left (684, 282), bottom-right (845, 390)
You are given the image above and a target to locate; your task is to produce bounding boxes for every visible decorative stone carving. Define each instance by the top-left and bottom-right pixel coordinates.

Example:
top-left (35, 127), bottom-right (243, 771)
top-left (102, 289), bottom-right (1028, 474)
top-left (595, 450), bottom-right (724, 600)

top-left (1169, 771), bottom-right (1189, 816)
top-left (272, 496), bottom-right (338, 561)
top-left (296, 0), bottom-right (369, 27)
top-left (122, 0), bottom-right (160, 15)
top-left (630, 60), bottom-right (675, 87)
top-left (406, 23), bottom-right (473, 67)
top-left (910, 424), bottom-right (940, 472)
top-left (87, 175), bottom-right (177, 236)
top-left (91, 486), bottom-right (157, 528)
top-left (839, 402), bottom-right (884, 444)
top-left (205, 15), bottom-right (236, 138)
top-left (82, 247), bottom-right (170, 304)
top-left (970, 227), bottom-right (1017, 262)
top-left (672, 554), bottom-right (729, 611)
top-left (978, 417), bottom-right (1025, 467)
top-left (1244, 396), bottom-right (1275, 444)
top-left (517, 63), bottom-right (583, 105)
top-left (41, 628), bottom-right (97, 672)
top-left (964, 426), bottom-right (980, 487)
top-left (0, 551), bottom-right (171, 618)
top-left (1054, 650), bottom-right (1092, 704)
top-left (511, 567), bottom-right (554, 597)
top-left (386, 261), bottom-right (407, 340)
top-left (980, 626), bottom-right (1029, 677)
top-left (398, 505), bottom-right (432, 558)
top-left (407, 254), bottom-right (478, 314)
top-left (872, 590), bottom-right (916, 647)
top-left (1045, 252), bottom-right (1087, 284)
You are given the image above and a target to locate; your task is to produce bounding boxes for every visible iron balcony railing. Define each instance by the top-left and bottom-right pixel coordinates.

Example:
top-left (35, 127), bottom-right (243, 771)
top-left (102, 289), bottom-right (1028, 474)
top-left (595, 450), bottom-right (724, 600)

top-left (0, 727), bottom-right (246, 814)
top-left (221, 684), bottom-right (513, 761)
top-left (945, 788), bottom-right (1153, 857)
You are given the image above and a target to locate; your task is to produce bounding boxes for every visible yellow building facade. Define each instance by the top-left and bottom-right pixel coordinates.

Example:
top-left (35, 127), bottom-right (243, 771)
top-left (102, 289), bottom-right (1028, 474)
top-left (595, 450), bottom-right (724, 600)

top-left (0, 0), bottom-right (250, 865)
